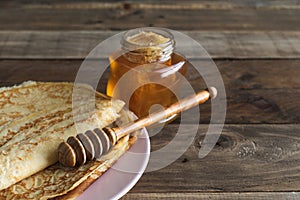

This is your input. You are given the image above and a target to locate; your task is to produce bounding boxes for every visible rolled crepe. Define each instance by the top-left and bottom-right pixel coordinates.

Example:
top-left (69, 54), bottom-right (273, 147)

top-left (0, 82), bottom-right (125, 191)
top-left (0, 109), bottom-right (137, 200)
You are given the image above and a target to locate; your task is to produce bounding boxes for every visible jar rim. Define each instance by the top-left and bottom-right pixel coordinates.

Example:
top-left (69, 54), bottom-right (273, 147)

top-left (121, 27), bottom-right (175, 51)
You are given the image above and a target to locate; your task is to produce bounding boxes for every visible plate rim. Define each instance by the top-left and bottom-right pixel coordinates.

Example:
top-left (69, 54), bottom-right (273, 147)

top-left (76, 117), bottom-right (150, 200)
top-left (111, 127), bottom-right (150, 200)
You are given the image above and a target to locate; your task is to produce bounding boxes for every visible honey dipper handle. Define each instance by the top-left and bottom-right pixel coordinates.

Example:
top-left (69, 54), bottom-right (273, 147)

top-left (113, 87), bottom-right (217, 140)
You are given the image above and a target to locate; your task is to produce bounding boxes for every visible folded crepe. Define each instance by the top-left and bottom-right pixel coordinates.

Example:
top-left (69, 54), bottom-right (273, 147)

top-left (0, 81), bottom-right (137, 199)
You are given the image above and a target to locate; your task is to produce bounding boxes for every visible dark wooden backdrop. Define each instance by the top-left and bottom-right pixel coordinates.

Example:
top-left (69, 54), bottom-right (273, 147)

top-left (0, 0), bottom-right (300, 199)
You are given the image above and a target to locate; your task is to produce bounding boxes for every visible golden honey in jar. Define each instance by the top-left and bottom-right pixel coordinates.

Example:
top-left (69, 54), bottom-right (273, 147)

top-left (107, 27), bottom-right (187, 118)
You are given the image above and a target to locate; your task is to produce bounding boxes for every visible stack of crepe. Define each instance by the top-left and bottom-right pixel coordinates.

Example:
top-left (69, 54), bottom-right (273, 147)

top-left (0, 81), bottom-right (137, 199)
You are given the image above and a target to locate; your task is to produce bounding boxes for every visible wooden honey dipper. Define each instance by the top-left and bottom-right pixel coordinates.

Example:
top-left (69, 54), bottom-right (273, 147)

top-left (58, 87), bottom-right (217, 167)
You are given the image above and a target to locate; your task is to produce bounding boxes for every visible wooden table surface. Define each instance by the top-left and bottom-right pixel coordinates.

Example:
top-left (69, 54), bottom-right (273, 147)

top-left (1, 1), bottom-right (300, 199)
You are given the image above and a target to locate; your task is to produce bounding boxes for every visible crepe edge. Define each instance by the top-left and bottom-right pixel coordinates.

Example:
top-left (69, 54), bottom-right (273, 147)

top-left (0, 81), bottom-right (37, 93)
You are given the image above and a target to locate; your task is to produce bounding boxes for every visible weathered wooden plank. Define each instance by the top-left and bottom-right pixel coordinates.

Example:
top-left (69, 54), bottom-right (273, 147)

top-left (0, 59), bottom-right (299, 124)
top-left (5, 0), bottom-right (300, 10)
top-left (194, 89), bottom-right (300, 124)
top-left (1, 59), bottom-right (299, 90)
top-left (123, 192), bottom-right (300, 200)
top-left (188, 59), bottom-right (300, 90)
top-left (0, 1), bottom-right (300, 31)
top-left (0, 60), bottom-right (82, 85)
top-left (127, 124), bottom-right (300, 192)
top-left (3, 0), bottom-right (300, 10)
top-left (0, 31), bottom-right (300, 59)
top-left (2, 59), bottom-right (300, 90)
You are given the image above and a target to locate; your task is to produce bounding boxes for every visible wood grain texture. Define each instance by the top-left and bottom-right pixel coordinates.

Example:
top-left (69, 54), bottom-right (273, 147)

top-left (127, 124), bottom-right (300, 192)
top-left (4, 0), bottom-right (300, 10)
top-left (1, 31), bottom-right (300, 59)
top-left (1, 1), bottom-right (300, 31)
top-left (123, 192), bottom-right (300, 200)
top-left (0, 59), bottom-right (299, 124)
top-left (1, 59), bottom-right (299, 90)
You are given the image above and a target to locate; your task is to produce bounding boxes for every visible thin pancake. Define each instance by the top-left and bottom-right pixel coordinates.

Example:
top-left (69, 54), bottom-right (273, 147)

top-left (0, 82), bottom-right (125, 191)
top-left (0, 110), bottom-right (137, 200)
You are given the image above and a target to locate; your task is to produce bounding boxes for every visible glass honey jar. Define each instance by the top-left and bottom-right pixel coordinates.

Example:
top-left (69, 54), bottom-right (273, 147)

top-left (107, 27), bottom-right (188, 118)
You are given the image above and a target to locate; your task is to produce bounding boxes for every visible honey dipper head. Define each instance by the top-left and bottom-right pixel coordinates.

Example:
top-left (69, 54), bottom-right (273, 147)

top-left (208, 87), bottom-right (217, 99)
top-left (58, 127), bottom-right (117, 167)
top-left (58, 142), bottom-right (76, 167)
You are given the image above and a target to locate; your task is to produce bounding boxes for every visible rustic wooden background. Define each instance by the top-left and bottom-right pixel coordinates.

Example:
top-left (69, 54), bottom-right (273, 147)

top-left (0, 0), bottom-right (300, 199)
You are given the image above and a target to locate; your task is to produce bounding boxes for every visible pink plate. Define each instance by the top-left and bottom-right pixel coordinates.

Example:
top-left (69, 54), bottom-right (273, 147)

top-left (76, 127), bottom-right (150, 200)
